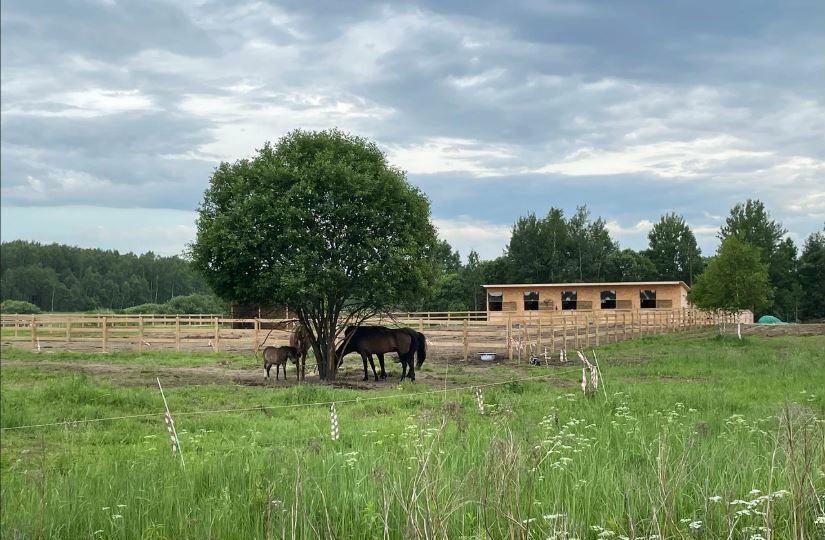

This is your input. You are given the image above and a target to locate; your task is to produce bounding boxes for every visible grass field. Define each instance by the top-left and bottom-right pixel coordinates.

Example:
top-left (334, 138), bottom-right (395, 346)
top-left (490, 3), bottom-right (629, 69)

top-left (1, 331), bottom-right (824, 539)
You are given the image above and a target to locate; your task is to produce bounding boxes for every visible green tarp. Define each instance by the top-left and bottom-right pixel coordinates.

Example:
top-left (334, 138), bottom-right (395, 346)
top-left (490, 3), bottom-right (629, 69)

top-left (757, 315), bottom-right (783, 324)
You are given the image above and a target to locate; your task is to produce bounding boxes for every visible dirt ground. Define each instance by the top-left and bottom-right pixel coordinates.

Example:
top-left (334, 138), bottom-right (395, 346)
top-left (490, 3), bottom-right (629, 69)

top-left (739, 323), bottom-right (825, 337)
top-left (0, 356), bottom-right (571, 391)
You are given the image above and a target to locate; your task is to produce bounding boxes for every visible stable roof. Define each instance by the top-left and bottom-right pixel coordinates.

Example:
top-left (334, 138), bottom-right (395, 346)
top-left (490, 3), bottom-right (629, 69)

top-left (482, 281), bottom-right (689, 289)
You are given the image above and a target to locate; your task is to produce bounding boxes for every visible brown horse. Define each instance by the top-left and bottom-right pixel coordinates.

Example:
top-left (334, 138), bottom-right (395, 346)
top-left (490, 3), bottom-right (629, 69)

top-left (262, 346), bottom-right (299, 380)
top-left (336, 325), bottom-right (426, 382)
top-left (289, 324), bottom-right (312, 380)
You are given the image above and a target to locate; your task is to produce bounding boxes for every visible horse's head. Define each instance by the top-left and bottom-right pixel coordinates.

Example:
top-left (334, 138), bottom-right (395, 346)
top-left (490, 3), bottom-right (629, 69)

top-left (287, 346), bottom-right (300, 364)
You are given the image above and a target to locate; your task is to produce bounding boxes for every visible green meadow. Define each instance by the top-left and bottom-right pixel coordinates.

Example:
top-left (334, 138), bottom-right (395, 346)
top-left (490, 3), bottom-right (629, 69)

top-left (1, 332), bottom-right (823, 539)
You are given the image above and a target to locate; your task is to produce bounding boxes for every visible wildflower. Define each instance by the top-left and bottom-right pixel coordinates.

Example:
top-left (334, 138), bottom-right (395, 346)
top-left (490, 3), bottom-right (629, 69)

top-left (708, 495), bottom-right (722, 503)
top-left (111, 514), bottom-right (123, 519)
top-left (689, 521), bottom-right (702, 530)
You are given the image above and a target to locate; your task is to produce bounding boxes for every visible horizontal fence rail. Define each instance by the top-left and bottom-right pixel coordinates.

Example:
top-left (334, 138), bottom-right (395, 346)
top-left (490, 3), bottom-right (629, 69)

top-left (0, 309), bottom-right (738, 360)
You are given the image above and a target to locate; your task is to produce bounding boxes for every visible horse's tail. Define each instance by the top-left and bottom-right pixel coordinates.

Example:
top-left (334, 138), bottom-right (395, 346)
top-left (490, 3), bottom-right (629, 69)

top-left (416, 331), bottom-right (427, 366)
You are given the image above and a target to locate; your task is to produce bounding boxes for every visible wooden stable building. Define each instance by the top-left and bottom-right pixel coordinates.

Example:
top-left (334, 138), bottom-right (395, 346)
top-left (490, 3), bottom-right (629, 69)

top-left (482, 281), bottom-right (690, 320)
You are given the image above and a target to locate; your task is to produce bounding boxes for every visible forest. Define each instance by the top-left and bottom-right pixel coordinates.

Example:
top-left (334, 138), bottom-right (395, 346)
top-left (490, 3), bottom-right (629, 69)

top-left (2, 199), bottom-right (823, 321)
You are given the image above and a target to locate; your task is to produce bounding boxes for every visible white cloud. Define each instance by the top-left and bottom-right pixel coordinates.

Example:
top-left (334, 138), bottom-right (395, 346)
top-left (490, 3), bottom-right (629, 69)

top-left (3, 88), bottom-right (155, 118)
top-left (432, 216), bottom-right (512, 260)
top-left (386, 138), bottom-right (517, 176)
top-left (447, 68), bottom-right (506, 88)
top-left (535, 136), bottom-right (773, 178)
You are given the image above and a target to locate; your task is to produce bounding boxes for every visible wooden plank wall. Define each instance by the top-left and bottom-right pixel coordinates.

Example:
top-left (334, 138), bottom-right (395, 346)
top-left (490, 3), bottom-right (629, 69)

top-left (0, 309), bottom-right (732, 359)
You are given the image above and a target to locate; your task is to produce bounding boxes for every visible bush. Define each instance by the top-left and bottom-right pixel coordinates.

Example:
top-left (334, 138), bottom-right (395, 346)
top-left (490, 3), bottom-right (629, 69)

top-left (0, 300), bottom-right (42, 314)
top-left (122, 303), bottom-right (171, 315)
top-left (165, 294), bottom-right (225, 314)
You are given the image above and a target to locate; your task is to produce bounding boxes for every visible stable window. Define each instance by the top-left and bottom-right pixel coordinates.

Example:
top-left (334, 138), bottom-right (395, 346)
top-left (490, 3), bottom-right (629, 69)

top-left (601, 290), bottom-right (617, 309)
top-left (640, 289), bottom-right (657, 309)
top-left (488, 292), bottom-right (503, 311)
top-left (561, 290), bottom-right (577, 310)
top-left (523, 291), bottom-right (539, 311)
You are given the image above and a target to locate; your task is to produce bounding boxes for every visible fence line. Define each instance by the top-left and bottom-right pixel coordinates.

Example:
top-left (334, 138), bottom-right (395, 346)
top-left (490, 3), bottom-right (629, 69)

top-left (0, 309), bottom-right (735, 358)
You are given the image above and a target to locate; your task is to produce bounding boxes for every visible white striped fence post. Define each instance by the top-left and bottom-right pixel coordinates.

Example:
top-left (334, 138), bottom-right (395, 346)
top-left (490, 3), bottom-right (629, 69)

top-left (474, 387), bottom-right (485, 415)
top-left (157, 378), bottom-right (185, 469)
top-left (330, 402), bottom-right (340, 441)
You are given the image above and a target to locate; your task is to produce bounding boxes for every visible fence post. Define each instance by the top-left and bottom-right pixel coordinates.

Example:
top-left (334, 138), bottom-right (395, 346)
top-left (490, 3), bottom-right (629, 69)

top-left (31, 315), bottom-right (37, 347)
top-left (537, 317), bottom-right (542, 350)
top-left (138, 316), bottom-right (144, 352)
top-left (418, 318), bottom-right (423, 333)
top-left (623, 312), bottom-right (627, 341)
top-left (66, 318), bottom-right (71, 343)
top-left (254, 318), bottom-right (260, 352)
top-left (594, 316), bottom-right (599, 347)
top-left (175, 316), bottom-right (181, 352)
top-left (102, 316), bottom-right (108, 353)
top-left (463, 319), bottom-right (469, 362)
top-left (214, 317), bottom-right (220, 352)
top-left (507, 314), bottom-right (513, 361)
top-left (562, 315), bottom-right (568, 351)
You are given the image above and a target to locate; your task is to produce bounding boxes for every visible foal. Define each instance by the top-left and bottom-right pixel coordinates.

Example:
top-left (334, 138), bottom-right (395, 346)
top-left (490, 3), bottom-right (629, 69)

top-left (262, 346), bottom-right (300, 380)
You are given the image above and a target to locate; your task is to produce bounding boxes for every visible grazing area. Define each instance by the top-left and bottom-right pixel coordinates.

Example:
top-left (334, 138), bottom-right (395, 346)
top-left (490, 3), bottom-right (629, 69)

top-left (1, 331), bottom-right (824, 539)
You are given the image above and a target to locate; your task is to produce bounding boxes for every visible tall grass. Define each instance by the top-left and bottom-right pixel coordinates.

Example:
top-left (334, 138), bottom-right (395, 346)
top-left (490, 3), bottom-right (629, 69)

top-left (1, 334), bottom-right (824, 539)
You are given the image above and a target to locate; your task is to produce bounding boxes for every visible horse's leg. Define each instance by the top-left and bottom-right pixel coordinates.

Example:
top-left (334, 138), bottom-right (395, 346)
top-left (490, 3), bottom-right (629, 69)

top-left (361, 352), bottom-right (370, 381)
top-left (399, 356), bottom-right (408, 382)
top-left (265, 363), bottom-right (271, 379)
top-left (275, 364), bottom-right (280, 381)
top-left (407, 352), bottom-right (416, 382)
top-left (367, 354), bottom-right (379, 381)
top-left (377, 353), bottom-right (387, 379)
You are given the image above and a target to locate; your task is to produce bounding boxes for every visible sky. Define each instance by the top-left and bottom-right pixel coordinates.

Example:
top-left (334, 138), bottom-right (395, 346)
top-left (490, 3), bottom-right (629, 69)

top-left (1, 0), bottom-right (823, 261)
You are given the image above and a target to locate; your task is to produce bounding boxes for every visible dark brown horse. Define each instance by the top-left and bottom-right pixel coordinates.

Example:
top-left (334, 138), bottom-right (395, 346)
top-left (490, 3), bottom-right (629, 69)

top-left (336, 325), bottom-right (426, 382)
top-left (289, 324), bottom-right (312, 380)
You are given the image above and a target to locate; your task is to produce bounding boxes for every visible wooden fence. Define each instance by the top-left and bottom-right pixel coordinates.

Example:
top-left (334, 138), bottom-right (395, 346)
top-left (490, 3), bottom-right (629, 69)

top-left (0, 309), bottom-right (734, 360)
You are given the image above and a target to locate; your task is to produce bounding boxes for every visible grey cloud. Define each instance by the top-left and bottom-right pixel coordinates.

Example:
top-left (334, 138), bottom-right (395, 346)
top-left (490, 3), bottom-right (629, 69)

top-left (0, 0), bottom-right (822, 253)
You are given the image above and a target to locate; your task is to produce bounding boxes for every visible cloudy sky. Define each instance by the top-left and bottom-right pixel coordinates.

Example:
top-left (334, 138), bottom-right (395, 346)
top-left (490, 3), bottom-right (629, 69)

top-left (2, 0), bottom-right (823, 260)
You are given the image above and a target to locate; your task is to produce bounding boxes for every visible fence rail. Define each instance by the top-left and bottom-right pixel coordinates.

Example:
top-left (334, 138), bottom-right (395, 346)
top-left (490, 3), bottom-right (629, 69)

top-left (0, 309), bottom-right (736, 360)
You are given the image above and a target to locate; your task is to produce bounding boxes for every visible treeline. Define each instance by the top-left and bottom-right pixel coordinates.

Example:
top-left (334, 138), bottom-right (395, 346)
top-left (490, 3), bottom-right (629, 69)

top-left (2, 199), bottom-right (823, 321)
top-left (421, 201), bottom-right (825, 321)
top-left (0, 241), bottom-right (214, 312)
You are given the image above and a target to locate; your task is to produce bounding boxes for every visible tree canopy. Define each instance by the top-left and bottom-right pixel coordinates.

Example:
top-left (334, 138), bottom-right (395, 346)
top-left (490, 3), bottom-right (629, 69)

top-left (646, 213), bottom-right (702, 284)
top-left (688, 237), bottom-right (773, 315)
top-left (798, 226), bottom-right (825, 320)
top-left (191, 129), bottom-right (439, 380)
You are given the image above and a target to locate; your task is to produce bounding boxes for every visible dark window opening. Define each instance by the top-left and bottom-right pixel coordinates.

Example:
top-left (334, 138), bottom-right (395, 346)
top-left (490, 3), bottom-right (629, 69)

top-left (524, 291), bottom-right (539, 311)
top-left (561, 290), bottom-right (577, 310)
top-left (640, 289), bottom-right (657, 309)
top-left (601, 290), bottom-right (617, 309)
top-left (488, 292), bottom-right (503, 311)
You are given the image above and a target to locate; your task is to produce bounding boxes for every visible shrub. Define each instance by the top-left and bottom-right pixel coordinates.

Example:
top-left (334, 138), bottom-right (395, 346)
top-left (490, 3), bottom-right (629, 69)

top-left (164, 294), bottom-right (225, 314)
top-left (122, 303), bottom-right (171, 315)
top-left (0, 300), bottom-right (42, 314)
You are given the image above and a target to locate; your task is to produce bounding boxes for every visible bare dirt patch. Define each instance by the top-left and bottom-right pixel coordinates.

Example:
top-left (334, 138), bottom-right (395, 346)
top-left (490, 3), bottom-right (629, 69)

top-left (741, 323), bottom-right (825, 337)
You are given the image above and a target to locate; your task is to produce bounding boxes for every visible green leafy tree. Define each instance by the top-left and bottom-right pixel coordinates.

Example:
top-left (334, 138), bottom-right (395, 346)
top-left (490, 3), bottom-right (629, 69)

top-left (720, 199), bottom-right (786, 255)
top-left (688, 237), bottom-right (773, 321)
top-left (646, 213), bottom-right (703, 284)
top-left (798, 226), bottom-right (825, 320)
top-left (461, 250), bottom-right (486, 311)
top-left (191, 129), bottom-right (439, 380)
top-left (605, 249), bottom-right (656, 281)
top-left (719, 199), bottom-right (794, 315)
top-left (770, 238), bottom-right (801, 321)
